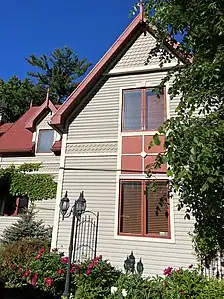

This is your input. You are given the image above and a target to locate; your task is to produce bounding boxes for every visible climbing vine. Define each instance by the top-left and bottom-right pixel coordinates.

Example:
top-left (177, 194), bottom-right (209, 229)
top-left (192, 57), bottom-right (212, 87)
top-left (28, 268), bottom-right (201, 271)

top-left (0, 163), bottom-right (57, 201)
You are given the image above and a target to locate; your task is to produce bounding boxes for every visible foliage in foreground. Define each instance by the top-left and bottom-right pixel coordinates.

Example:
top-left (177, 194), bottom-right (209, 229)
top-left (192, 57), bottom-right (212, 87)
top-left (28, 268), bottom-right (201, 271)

top-left (0, 204), bottom-right (52, 244)
top-left (133, 0), bottom-right (224, 256)
top-left (0, 163), bottom-right (57, 206)
top-left (1, 248), bottom-right (224, 299)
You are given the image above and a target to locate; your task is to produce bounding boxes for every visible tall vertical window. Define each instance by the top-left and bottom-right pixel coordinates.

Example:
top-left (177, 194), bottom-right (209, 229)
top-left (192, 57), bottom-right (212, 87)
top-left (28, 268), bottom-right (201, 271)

top-left (37, 129), bottom-right (54, 153)
top-left (119, 180), bottom-right (170, 238)
top-left (122, 88), bottom-right (165, 131)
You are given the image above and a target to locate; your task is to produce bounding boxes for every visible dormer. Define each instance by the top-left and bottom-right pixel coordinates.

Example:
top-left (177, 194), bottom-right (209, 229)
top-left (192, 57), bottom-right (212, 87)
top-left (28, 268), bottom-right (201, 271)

top-left (0, 99), bottom-right (61, 156)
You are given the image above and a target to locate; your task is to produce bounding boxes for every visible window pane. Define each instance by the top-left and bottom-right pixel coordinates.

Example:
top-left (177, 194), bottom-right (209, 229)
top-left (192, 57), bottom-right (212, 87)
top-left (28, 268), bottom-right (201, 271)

top-left (145, 90), bottom-right (164, 130)
top-left (123, 91), bottom-right (142, 130)
top-left (120, 181), bottom-right (142, 234)
top-left (146, 181), bottom-right (169, 236)
top-left (37, 130), bottom-right (54, 153)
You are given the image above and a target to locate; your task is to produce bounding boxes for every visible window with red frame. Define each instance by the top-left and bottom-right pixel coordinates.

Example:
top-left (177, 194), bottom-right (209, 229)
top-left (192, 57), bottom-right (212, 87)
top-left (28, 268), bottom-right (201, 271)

top-left (119, 180), bottom-right (170, 238)
top-left (0, 195), bottom-right (29, 216)
top-left (122, 88), bottom-right (165, 131)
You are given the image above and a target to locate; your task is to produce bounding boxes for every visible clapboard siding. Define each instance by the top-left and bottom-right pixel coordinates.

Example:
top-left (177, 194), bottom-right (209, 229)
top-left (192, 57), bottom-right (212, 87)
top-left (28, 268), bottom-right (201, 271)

top-left (68, 72), bottom-right (179, 140)
top-left (0, 106), bottom-right (60, 236)
top-left (57, 155), bottom-right (196, 276)
top-left (55, 27), bottom-right (196, 276)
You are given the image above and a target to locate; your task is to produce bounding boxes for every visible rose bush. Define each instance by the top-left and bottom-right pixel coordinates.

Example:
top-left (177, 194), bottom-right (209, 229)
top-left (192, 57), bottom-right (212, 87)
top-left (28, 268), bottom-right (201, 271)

top-left (74, 256), bottom-right (121, 299)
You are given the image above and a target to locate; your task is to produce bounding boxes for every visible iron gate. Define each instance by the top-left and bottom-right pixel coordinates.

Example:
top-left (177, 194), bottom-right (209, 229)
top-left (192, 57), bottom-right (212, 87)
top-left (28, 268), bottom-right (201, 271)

top-left (72, 211), bottom-right (99, 262)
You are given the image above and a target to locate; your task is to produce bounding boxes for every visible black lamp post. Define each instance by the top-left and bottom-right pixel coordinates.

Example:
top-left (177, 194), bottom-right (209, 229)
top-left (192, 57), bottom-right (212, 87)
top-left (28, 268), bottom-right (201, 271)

top-left (60, 191), bottom-right (87, 299)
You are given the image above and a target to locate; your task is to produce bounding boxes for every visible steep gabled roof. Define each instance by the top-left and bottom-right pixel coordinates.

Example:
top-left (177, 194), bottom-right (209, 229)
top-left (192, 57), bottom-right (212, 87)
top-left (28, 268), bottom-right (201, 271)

top-left (0, 107), bottom-right (39, 154)
top-left (0, 123), bottom-right (14, 136)
top-left (50, 13), bottom-right (189, 132)
top-left (26, 99), bottom-right (58, 132)
top-left (0, 102), bottom-right (61, 155)
top-left (50, 13), bottom-right (145, 131)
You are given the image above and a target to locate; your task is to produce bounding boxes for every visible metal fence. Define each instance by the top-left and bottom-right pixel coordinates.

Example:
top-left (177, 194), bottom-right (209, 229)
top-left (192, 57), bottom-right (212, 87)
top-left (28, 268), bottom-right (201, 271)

top-left (201, 251), bottom-right (224, 279)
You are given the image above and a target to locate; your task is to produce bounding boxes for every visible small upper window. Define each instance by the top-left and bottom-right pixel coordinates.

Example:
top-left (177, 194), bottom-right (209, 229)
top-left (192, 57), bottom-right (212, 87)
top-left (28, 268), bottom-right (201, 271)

top-left (122, 88), bottom-right (165, 132)
top-left (37, 129), bottom-right (54, 153)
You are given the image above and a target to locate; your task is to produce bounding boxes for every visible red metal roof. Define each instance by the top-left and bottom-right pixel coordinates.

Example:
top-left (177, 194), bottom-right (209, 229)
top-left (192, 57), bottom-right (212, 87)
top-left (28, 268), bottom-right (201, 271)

top-left (0, 123), bottom-right (14, 136)
top-left (0, 107), bottom-right (39, 154)
top-left (0, 103), bottom-right (61, 155)
top-left (50, 13), bottom-right (144, 130)
top-left (50, 13), bottom-right (189, 132)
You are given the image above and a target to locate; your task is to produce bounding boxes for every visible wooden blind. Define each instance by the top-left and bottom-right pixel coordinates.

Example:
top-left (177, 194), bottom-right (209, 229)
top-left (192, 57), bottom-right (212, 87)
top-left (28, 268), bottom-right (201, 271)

top-left (145, 90), bottom-right (164, 130)
top-left (146, 181), bottom-right (169, 236)
top-left (120, 181), bottom-right (142, 234)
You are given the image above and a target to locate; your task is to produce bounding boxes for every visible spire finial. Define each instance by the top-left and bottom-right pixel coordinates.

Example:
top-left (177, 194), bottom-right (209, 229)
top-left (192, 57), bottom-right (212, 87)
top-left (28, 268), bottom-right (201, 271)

top-left (139, 0), bottom-right (144, 21)
top-left (46, 87), bottom-right (50, 106)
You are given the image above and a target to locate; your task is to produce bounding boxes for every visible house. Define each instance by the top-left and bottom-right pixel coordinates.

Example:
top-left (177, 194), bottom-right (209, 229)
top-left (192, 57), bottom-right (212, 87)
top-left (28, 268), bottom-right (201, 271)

top-left (0, 98), bottom-right (61, 236)
top-left (49, 12), bottom-right (197, 276)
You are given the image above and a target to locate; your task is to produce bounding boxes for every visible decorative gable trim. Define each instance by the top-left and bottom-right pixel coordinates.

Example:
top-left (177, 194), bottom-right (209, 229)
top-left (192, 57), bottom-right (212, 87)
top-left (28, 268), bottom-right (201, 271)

top-left (26, 99), bottom-right (58, 132)
top-left (50, 13), bottom-right (190, 132)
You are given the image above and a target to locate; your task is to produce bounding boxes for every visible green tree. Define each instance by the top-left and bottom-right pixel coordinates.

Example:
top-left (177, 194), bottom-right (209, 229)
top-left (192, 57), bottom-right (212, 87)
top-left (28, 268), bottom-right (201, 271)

top-left (138, 0), bottom-right (224, 252)
top-left (0, 76), bottom-right (46, 122)
top-left (26, 46), bottom-right (91, 102)
top-left (0, 204), bottom-right (52, 244)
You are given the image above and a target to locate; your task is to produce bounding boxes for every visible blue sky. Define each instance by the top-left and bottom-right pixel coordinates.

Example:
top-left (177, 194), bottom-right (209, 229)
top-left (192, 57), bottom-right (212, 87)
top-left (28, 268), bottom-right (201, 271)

top-left (0, 0), bottom-right (137, 81)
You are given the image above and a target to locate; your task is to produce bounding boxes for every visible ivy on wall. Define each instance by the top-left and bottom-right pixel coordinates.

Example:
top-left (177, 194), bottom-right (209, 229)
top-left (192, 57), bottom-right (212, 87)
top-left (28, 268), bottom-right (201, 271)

top-left (0, 163), bottom-right (57, 201)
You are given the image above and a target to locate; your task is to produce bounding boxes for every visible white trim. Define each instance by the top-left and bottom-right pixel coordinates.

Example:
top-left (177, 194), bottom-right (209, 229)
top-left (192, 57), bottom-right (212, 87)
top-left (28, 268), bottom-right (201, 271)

top-left (66, 139), bottom-right (118, 144)
top-left (51, 130), bottom-right (67, 250)
top-left (107, 63), bottom-right (178, 76)
top-left (114, 235), bottom-right (175, 244)
top-left (113, 86), bottom-right (175, 243)
top-left (122, 131), bottom-right (161, 136)
top-left (65, 153), bottom-right (117, 157)
top-left (35, 127), bottom-right (56, 156)
top-left (114, 88), bottom-right (123, 238)
top-left (165, 82), bottom-right (171, 119)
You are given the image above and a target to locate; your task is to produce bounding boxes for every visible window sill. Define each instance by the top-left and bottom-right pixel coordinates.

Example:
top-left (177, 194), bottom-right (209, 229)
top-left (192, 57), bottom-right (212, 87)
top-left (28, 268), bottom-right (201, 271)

top-left (115, 234), bottom-right (175, 244)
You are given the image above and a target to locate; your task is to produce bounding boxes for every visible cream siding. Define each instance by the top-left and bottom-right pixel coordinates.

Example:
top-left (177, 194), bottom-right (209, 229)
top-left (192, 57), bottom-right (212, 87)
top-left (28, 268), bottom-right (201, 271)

top-left (55, 29), bottom-right (196, 276)
top-left (56, 73), bottom-right (196, 276)
top-left (67, 72), bottom-right (179, 141)
top-left (0, 112), bottom-right (60, 237)
top-left (112, 31), bottom-right (177, 71)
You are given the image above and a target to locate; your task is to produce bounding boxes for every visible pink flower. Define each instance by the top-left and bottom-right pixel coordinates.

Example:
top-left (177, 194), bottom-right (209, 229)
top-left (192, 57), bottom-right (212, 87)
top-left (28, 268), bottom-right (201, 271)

top-left (23, 270), bottom-right (31, 278)
top-left (85, 269), bottom-right (91, 275)
top-left (70, 267), bottom-right (76, 273)
top-left (163, 267), bottom-right (173, 277)
top-left (179, 290), bottom-right (185, 295)
top-left (57, 269), bottom-right (63, 275)
top-left (61, 257), bottom-right (69, 264)
top-left (45, 277), bottom-right (53, 287)
top-left (36, 254), bottom-right (42, 260)
top-left (87, 263), bottom-right (94, 269)
top-left (31, 274), bottom-right (38, 286)
top-left (38, 248), bottom-right (45, 254)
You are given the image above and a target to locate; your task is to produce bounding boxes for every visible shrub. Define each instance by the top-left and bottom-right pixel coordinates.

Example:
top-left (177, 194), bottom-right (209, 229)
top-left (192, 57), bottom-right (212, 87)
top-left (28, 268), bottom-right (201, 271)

top-left (0, 204), bottom-right (52, 245)
top-left (162, 266), bottom-right (224, 298)
top-left (0, 238), bottom-right (49, 286)
top-left (107, 274), bottom-right (157, 299)
top-left (74, 256), bottom-right (121, 299)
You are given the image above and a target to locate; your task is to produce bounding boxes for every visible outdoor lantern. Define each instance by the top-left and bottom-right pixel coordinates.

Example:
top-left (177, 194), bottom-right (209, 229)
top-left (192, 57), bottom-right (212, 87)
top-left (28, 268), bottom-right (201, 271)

top-left (129, 251), bottom-right (135, 273)
top-left (74, 191), bottom-right (86, 219)
top-left (124, 255), bottom-right (131, 274)
top-left (60, 191), bottom-right (70, 220)
top-left (137, 258), bottom-right (144, 276)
